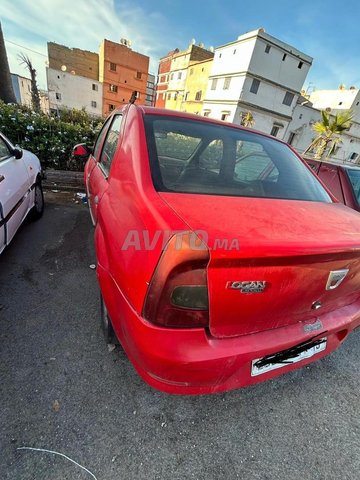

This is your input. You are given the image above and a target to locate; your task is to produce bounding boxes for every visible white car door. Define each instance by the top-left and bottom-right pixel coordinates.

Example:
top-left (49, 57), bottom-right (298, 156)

top-left (0, 136), bottom-right (31, 249)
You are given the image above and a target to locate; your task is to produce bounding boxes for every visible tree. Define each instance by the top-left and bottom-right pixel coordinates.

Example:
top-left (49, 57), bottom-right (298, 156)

top-left (18, 53), bottom-right (41, 112)
top-left (0, 22), bottom-right (17, 103)
top-left (240, 111), bottom-right (255, 128)
top-left (303, 110), bottom-right (353, 159)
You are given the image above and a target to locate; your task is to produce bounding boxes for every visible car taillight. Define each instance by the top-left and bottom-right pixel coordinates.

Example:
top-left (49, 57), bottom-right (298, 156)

top-left (143, 231), bottom-right (210, 328)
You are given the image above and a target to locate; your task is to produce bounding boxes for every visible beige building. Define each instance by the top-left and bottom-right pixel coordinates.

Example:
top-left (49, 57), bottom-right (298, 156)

top-left (165, 42), bottom-right (214, 110)
top-left (182, 58), bottom-right (213, 114)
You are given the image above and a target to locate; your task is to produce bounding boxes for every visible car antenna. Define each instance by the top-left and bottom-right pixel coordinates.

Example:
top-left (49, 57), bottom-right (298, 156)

top-left (129, 91), bottom-right (138, 104)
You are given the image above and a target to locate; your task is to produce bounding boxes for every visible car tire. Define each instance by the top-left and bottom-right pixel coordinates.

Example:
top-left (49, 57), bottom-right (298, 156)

top-left (29, 178), bottom-right (44, 220)
top-left (100, 294), bottom-right (118, 345)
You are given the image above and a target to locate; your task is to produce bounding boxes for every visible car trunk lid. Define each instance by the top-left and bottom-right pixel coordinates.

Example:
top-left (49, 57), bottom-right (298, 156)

top-left (159, 193), bottom-right (360, 337)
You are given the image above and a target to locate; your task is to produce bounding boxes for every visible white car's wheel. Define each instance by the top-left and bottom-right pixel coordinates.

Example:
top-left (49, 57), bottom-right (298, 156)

top-left (29, 179), bottom-right (44, 220)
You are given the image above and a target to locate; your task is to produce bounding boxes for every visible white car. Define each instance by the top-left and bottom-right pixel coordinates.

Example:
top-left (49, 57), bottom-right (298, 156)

top-left (0, 132), bottom-right (44, 254)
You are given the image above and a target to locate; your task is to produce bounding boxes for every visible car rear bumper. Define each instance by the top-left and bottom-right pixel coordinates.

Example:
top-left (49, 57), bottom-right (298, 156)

top-left (97, 263), bottom-right (360, 395)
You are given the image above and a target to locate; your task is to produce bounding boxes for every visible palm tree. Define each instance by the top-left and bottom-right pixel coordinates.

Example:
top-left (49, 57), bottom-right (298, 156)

top-left (0, 22), bottom-right (17, 103)
top-left (303, 110), bottom-right (353, 159)
top-left (241, 111), bottom-right (255, 128)
top-left (18, 53), bottom-right (41, 112)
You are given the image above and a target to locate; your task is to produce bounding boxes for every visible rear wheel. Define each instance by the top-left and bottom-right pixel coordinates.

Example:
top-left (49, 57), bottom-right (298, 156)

top-left (29, 179), bottom-right (44, 220)
top-left (100, 294), bottom-right (118, 345)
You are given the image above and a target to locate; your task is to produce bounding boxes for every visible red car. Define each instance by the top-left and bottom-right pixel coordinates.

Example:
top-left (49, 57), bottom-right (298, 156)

top-left (306, 158), bottom-right (360, 212)
top-left (74, 105), bottom-right (360, 395)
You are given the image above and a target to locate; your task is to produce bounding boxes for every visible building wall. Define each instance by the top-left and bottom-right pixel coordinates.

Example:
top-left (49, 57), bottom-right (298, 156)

top-left (11, 74), bottom-right (32, 107)
top-left (99, 39), bottom-right (149, 116)
top-left (47, 68), bottom-right (103, 116)
top-left (182, 58), bottom-right (213, 114)
top-left (48, 42), bottom-right (99, 81)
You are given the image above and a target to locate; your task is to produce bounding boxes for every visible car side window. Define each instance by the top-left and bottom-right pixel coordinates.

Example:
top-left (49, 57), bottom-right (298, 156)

top-left (0, 138), bottom-right (11, 161)
top-left (93, 117), bottom-right (112, 161)
top-left (99, 115), bottom-right (123, 176)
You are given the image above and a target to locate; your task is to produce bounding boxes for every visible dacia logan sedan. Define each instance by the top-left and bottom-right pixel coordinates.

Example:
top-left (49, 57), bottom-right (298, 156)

top-left (74, 105), bottom-right (360, 394)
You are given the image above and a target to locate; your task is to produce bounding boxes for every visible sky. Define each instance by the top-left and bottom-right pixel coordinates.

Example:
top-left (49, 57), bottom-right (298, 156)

top-left (1, 0), bottom-right (360, 92)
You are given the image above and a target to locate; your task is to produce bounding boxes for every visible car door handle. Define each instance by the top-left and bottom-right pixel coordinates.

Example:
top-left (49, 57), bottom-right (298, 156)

top-left (94, 195), bottom-right (99, 204)
top-left (0, 175), bottom-right (4, 183)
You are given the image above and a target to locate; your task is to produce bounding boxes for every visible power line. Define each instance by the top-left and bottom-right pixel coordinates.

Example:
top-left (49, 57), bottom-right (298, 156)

top-left (5, 39), bottom-right (48, 58)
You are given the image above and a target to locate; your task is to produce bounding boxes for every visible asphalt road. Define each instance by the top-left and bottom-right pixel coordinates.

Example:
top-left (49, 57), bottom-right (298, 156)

top-left (1, 192), bottom-right (359, 480)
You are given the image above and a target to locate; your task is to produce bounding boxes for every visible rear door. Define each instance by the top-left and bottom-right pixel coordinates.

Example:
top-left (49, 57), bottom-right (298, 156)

top-left (0, 137), bottom-right (31, 247)
top-left (317, 163), bottom-right (345, 204)
top-left (88, 114), bottom-right (123, 224)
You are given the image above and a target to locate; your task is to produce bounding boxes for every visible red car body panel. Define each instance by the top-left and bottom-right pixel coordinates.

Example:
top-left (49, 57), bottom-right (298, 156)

top-left (305, 158), bottom-right (360, 212)
top-left (82, 105), bottom-right (360, 394)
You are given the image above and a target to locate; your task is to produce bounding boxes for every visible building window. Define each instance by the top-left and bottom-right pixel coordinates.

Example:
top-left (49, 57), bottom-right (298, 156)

top-left (109, 84), bottom-right (118, 93)
top-left (109, 104), bottom-right (115, 111)
top-left (221, 113), bottom-right (229, 121)
top-left (283, 91), bottom-right (295, 106)
top-left (288, 132), bottom-right (296, 145)
top-left (110, 62), bottom-right (116, 71)
top-left (184, 91), bottom-right (189, 101)
top-left (171, 73), bottom-right (174, 80)
top-left (265, 44), bottom-right (271, 53)
top-left (270, 125), bottom-right (280, 137)
top-left (91, 101), bottom-right (97, 108)
top-left (190, 68), bottom-right (194, 75)
top-left (92, 84), bottom-right (98, 91)
top-left (349, 152), bottom-right (358, 161)
top-left (250, 78), bottom-right (260, 94)
top-left (195, 91), bottom-right (202, 101)
top-left (55, 92), bottom-right (61, 100)
top-left (282, 53), bottom-right (287, 61)
top-left (177, 72), bottom-right (182, 80)
top-left (160, 75), bottom-right (165, 83)
top-left (298, 61), bottom-right (303, 69)
top-left (136, 71), bottom-right (142, 79)
top-left (211, 78), bottom-right (218, 90)
top-left (223, 77), bottom-right (231, 90)
top-left (219, 53), bottom-right (222, 58)
top-left (356, 101), bottom-right (360, 106)
top-left (167, 93), bottom-right (171, 100)
top-left (233, 49), bottom-right (236, 54)
top-left (339, 101), bottom-right (343, 105)
top-left (203, 110), bottom-right (211, 117)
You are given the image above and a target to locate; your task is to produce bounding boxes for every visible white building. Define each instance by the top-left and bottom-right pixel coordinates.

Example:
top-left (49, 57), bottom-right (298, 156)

top-left (145, 73), bottom-right (155, 106)
top-left (47, 68), bottom-right (103, 116)
top-left (11, 74), bottom-right (32, 107)
top-left (202, 28), bottom-right (312, 140)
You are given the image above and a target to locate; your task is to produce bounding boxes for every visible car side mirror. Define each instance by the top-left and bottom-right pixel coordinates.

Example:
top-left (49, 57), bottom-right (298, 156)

top-left (13, 147), bottom-right (23, 159)
top-left (72, 143), bottom-right (93, 158)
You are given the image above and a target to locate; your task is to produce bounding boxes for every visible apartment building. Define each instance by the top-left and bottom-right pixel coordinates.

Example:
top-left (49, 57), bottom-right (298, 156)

top-left (47, 39), bottom-right (150, 116)
top-left (202, 28), bottom-right (312, 140)
top-left (99, 39), bottom-right (149, 115)
top-left (155, 49), bottom-right (179, 108)
top-left (182, 58), bottom-right (214, 114)
top-left (11, 73), bottom-right (32, 107)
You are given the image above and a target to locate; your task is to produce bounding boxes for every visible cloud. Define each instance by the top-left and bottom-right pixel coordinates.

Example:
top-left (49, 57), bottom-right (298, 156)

top-left (1, 0), bottom-right (182, 89)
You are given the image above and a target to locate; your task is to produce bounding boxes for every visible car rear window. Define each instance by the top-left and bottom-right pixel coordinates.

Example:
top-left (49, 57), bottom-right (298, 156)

top-left (346, 168), bottom-right (360, 205)
top-left (144, 115), bottom-right (332, 202)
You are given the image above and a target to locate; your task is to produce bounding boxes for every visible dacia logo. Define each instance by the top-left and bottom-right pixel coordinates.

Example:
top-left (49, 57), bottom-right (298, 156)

top-left (226, 281), bottom-right (267, 293)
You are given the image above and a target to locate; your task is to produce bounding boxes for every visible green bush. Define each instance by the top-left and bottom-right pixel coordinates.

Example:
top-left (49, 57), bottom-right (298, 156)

top-left (0, 102), bottom-right (103, 170)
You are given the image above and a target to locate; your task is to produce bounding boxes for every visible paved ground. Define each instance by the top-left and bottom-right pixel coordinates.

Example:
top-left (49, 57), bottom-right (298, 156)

top-left (1, 193), bottom-right (359, 480)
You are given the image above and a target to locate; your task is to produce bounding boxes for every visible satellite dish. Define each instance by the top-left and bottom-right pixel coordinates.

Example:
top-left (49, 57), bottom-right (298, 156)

top-left (61, 65), bottom-right (67, 72)
top-left (191, 38), bottom-right (196, 45)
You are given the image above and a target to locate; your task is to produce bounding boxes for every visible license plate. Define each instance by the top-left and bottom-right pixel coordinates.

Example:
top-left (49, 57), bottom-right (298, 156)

top-left (251, 339), bottom-right (327, 377)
